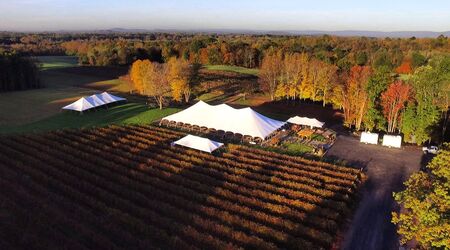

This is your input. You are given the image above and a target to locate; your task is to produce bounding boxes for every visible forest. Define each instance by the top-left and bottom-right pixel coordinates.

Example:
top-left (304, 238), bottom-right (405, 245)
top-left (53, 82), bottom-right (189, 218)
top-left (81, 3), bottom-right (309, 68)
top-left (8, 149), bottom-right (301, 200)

top-left (0, 32), bottom-right (448, 144)
top-left (0, 53), bottom-right (41, 92)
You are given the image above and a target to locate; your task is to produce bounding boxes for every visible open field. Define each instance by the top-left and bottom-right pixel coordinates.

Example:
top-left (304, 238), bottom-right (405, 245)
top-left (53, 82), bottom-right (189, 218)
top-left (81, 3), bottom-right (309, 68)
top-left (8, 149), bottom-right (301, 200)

top-left (0, 103), bottom-right (180, 135)
top-left (0, 125), bottom-right (364, 249)
top-left (204, 64), bottom-right (259, 76)
top-left (0, 56), bottom-right (136, 130)
top-left (36, 56), bottom-right (78, 70)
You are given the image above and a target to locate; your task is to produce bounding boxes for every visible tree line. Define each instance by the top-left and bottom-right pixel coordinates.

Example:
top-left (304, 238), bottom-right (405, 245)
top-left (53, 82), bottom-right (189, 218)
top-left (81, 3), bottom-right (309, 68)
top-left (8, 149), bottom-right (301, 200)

top-left (1, 32), bottom-right (448, 70)
top-left (0, 53), bottom-right (41, 92)
top-left (259, 52), bottom-right (449, 144)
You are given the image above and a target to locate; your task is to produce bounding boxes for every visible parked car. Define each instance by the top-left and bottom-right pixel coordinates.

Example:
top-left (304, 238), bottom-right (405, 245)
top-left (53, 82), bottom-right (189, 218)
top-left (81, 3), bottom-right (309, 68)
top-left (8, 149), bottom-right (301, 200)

top-left (422, 146), bottom-right (439, 154)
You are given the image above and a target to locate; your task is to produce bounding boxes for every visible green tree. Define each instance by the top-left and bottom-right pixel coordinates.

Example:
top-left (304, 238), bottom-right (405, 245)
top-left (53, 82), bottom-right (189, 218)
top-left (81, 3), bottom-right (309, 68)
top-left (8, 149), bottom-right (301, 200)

top-left (402, 63), bottom-right (445, 144)
top-left (355, 51), bottom-right (368, 66)
top-left (411, 52), bottom-right (427, 69)
top-left (392, 143), bottom-right (450, 249)
top-left (364, 66), bottom-right (391, 131)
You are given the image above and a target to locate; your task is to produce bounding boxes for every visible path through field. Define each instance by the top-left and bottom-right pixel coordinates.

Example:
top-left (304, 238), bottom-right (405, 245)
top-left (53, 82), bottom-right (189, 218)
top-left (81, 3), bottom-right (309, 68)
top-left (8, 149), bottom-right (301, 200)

top-left (326, 136), bottom-right (423, 250)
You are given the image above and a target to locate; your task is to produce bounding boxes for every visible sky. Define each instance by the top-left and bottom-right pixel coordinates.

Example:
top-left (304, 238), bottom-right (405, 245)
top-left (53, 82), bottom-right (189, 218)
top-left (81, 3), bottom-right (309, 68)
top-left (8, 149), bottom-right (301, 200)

top-left (0, 0), bottom-right (449, 32)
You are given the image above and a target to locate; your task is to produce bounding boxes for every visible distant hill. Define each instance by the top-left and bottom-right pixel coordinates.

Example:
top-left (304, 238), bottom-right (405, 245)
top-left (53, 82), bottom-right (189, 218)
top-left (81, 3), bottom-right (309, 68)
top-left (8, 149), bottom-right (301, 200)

top-left (5, 28), bottom-right (450, 38)
top-left (106, 28), bottom-right (450, 38)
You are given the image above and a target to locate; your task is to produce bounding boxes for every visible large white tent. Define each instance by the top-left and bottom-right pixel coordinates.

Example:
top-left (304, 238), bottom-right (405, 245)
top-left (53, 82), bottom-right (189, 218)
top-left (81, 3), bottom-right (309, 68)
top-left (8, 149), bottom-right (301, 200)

top-left (62, 92), bottom-right (126, 112)
top-left (287, 116), bottom-right (325, 129)
top-left (173, 134), bottom-right (224, 153)
top-left (161, 101), bottom-right (285, 139)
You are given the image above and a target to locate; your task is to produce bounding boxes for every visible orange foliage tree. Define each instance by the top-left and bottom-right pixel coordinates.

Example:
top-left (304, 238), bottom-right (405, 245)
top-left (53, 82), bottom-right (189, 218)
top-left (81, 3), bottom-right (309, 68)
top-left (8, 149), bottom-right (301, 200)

top-left (130, 59), bottom-right (171, 109)
top-left (381, 81), bottom-right (411, 133)
top-left (395, 60), bottom-right (412, 74)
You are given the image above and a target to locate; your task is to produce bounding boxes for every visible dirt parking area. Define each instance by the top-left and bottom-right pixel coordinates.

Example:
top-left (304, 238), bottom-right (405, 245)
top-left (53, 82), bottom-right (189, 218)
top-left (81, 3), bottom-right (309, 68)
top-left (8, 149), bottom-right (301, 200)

top-left (326, 135), bottom-right (424, 250)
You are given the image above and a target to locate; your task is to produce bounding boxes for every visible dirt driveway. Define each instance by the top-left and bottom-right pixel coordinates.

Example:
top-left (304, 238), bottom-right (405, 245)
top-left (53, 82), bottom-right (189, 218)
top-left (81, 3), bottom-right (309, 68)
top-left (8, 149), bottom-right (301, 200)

top-left (326, 135), bottom-right (423, 250)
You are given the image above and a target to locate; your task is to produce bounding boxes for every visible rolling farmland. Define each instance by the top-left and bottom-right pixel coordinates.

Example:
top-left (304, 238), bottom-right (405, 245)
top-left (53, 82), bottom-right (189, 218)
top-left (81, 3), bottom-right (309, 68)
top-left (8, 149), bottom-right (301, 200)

top-left (0, 125), bottom-right (364, 249)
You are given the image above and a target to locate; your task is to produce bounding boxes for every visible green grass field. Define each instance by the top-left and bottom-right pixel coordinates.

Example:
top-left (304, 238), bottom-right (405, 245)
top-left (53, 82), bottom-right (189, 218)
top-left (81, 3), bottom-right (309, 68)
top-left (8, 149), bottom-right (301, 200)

top-left (0, 56), bottom-right (176, 134)
top-left (37, 56), bottom-right (78, 70)
top-left (0, 103), bottom-right (180, 135)
top-left (204, 65), bottom-right (259, 76)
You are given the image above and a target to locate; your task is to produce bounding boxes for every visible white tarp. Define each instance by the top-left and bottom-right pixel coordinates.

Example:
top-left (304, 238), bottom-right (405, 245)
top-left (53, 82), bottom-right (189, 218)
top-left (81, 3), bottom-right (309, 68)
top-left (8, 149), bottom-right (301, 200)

top-left (382, 135), bottom-right (402, 148)
top-left (62, 97), bottom-right (95, 112)
top-left (162, 101), bottom-right (285, 139)
top-left (287, 116), bottom-right (325, 128)
top-left (360, 132), bottom-right (379, 145)
top-left (62, 92), bottom-right (126, 112)
top-left (173, 134), bottom-right (224, 153)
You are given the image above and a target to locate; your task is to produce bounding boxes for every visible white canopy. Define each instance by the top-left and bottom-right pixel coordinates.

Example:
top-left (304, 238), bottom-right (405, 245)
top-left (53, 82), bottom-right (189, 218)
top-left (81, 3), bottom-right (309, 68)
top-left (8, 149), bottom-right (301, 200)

top-left (173, 134), bottom-right (224, 153)
top-left (62, 97), bottom-right (95, 112)
top-left (62, 92), bottom-right (126, 112)
top-left (95, 92), bottom-right (126, 104)
top-left (162, 101), bottom-right (285, 139)
top-left (287, 116), bottom-right (325, 128)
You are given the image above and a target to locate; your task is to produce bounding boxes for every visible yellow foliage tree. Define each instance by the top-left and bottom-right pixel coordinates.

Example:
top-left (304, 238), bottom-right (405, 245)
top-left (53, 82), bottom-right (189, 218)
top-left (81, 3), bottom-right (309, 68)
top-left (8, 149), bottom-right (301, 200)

top-left (167, 57), bottom-right (192, 102)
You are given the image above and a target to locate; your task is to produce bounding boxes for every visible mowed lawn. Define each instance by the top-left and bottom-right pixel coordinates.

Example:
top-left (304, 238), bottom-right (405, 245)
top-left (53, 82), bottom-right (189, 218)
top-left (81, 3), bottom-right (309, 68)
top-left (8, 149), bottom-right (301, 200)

top-left (204, 64), bottom-right (259, 76)
top-left (0, 103), bottom-right (180, 135)
top-left (0, 56), bottom-right (178, 134)
top-left (37, 56), bottom-right (79, 70)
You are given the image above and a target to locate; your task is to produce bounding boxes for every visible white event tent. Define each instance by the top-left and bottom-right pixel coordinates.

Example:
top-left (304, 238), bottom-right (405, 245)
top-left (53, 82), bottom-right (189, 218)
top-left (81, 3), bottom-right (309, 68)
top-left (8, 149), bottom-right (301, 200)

top-left (382, 135), bottom-right (402, 148)
top-left (287, 116), bottom-right (325, 129)
top-left (61, 97), bottom-right (95, 112)
top-left (173, 134), bottom-right (224, 153)
top-left (360, 132), bottom-right (379, 145)
top-left (62, 92), bottom-right (126, 112)
top-left (161, 101), bottom-right (285, 139)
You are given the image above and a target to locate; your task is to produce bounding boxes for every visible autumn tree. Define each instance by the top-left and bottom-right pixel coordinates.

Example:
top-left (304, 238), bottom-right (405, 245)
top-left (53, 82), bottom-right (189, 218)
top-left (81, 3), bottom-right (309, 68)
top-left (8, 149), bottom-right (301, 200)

top-left (380, 81), bottom-right (411, 133)
top-left (392, 143), bottom-right (450, 249)
top-left (142, 62), bottom-right (171, 109)
top-left (341, 65), bottom-right (372, 130)
top-left (130, 59), bottom-right (150, 94)
top-left (167, 57), bottom-right (193, 103)
top-left (259, 53), bottom-right (283, 101)
top-left (275, 53), bottom-right (308, 100)
top-left (395, 60), bottom-right (412, 74)
top-left (311, 59), bottom-right (337, 106)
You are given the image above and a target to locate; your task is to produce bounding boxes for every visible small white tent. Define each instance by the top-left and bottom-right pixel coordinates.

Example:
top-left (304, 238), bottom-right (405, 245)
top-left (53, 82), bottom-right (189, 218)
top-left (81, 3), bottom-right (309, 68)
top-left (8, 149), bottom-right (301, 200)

top-left (382, 135), bottom-right (402, 148)
top-left (173, 134), bottom-right (224, 153)
top-left (62, 92), bottom-right (126, 112)
top-left (62, 97), bottom-right (95, 112)
top-left (360, 132), bottom-right (379, 145)
top-left (162, 101), bottom-right (285, 139)
top-left (287, 116), bottom-right (325, 128)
